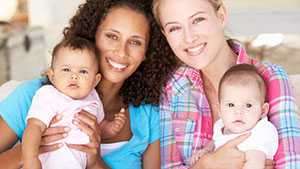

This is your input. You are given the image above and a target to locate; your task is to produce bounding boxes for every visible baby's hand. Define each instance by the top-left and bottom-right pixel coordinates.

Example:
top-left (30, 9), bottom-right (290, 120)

top-left (110, 108), bottom-right (126, 134)
top-left (100, 108), bottom-right (127, 139)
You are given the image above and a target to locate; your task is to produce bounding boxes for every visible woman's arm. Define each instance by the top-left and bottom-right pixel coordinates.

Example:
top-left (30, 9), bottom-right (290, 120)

top-left (192, 134), bottom-right (248, 169)
top-left (0, 79), bottom-right (68, 169)
top-left (0, 117), bottom-right (22, 169)
top-left (0, 144), bottom-right (22, 169)
top-left (143, 140), bottom-right (160, 169)
top-left (262, 64), bottom-right (300, 168)
top-left (0, 114), bottom-right (67, 169)
top-left (243, 150), bottom-right (266, 169)
top-left (0, 117), bottom-right (19, 153)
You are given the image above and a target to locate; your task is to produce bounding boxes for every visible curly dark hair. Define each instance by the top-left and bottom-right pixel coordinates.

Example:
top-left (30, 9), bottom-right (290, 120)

top-left (63, 0), bottom-right (178, 106)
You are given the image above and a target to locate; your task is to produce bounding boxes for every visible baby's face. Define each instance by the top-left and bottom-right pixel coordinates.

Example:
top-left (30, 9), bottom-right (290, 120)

top-left (219, 83), bottom-right (266, 134)
top-left (49, 47), bottom-right (100, 99)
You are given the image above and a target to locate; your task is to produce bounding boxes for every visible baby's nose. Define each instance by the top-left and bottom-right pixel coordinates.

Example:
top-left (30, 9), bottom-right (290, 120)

top-left (71, 73), bottom-right (79, 79)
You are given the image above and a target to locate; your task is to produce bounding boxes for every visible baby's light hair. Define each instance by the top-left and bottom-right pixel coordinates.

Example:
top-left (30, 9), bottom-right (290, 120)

top-left (218, 64), bottom-right (267, 102)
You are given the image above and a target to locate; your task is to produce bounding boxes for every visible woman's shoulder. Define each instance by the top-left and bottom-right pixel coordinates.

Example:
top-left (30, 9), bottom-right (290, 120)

top-left (18, 77), bottom-right (46, 90)
top-left (129, 103), bottom-right (159, 129)
top-left (129, 103), bottom-right (159, 117)
top-left (0, 77), bottom-right (46, 139)
top-left (5, 77), bottom-right (46, 97)
top-left (255, 61), bottom-right (288, 79)
top-left (1, 77), bottom-right (46, 103)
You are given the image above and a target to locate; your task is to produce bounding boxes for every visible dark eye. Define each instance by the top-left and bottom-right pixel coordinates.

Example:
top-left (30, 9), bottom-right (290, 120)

top-left (129, 40), bottom-right (142, 46)
top-left (62, 68), bottom-right (70, 72)
top-left (246, 103), bottom-right (252, 108)
top-left (192, 17), bottom-right (205, 24)
top-left (228, 103), bottom-right (234, 107)
top-left (106, 33), bottom-right (118, 40)
top-left (79, 69), bottom-right (88, 74)
top-left (168, 26), bottom-right (181, 33)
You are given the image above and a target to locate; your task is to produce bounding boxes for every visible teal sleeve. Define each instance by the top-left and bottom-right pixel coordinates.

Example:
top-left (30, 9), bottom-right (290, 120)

top-left (149, 105), bottom-right (160, 143)
top-left (0, 78), bottom-right (45, 140)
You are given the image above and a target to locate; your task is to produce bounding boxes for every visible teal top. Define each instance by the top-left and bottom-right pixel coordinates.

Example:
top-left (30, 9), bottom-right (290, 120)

top-left (0, 78), bottom-right (160, 168)
top-left (103, 104), bottom-right (160, 169)
top-left (0, 78), bottom-right (46, 139)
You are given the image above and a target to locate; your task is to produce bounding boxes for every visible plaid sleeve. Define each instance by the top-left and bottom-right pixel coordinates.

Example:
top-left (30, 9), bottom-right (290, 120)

top-left (159, 66), bottom-right (213, 169)
top-left (160, 88), bottom-right (189, 169)
top-left (263, 63), bottom-right (300, 169)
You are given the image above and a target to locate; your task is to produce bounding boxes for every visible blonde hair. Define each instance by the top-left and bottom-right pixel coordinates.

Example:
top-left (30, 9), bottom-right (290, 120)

top-left (152, 0), bottom-right (223, 28)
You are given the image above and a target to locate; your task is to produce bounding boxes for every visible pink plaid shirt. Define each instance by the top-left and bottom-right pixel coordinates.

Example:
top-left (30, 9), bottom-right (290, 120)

top-left (159, 41), bottom-right (300, 169)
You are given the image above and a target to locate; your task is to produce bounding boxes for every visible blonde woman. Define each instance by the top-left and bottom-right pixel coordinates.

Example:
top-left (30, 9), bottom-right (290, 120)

top-left (152, 0), bottom-right (300, 168)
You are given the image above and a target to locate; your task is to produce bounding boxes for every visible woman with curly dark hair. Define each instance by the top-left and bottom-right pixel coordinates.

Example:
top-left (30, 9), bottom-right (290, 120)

top-left (0, 0), bottom-right (177, 168)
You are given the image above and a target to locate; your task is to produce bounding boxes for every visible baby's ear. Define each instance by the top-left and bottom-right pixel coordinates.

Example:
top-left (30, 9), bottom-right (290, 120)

top-left (94, 73), bottom-right (102, 88)
top-left (47, 68), bottom-right (55, 84)
top-left (261, 102), bottom-right (269, 118)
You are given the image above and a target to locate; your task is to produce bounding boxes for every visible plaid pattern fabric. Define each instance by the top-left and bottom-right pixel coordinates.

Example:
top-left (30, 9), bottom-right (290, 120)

top-left (159, 41), bottom-right (300, 169)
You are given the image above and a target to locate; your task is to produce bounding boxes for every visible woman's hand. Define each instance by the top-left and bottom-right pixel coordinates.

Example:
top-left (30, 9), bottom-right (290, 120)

top-left (66, 110), bottom-right (107, 169)
top-left (193, 133), bottom-right (249, 169)
top-left (39, 114), bottom-right (69, 154)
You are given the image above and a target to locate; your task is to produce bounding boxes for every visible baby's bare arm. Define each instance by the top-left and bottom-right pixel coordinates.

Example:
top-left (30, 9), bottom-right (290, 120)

top-left (100, 108), bottom-right (126, 139)
top-left (243, 150), bottom-right (266, 169)
top-left (22, 118), bottom-right (47, 169)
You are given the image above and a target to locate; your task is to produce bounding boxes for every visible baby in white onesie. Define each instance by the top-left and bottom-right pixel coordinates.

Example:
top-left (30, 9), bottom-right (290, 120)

top-left (22, 37), bottom-right (126, 169)
top-left (190, 64), bottom-right (278, 169)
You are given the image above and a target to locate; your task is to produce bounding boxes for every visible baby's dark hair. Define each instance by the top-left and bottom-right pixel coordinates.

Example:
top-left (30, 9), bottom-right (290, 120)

top-left (43, 37), bottom-right (100, 85)
top-left (51, 37), bottom-right (100, 70)
top-left (218, 64), bottom-right (267, 101)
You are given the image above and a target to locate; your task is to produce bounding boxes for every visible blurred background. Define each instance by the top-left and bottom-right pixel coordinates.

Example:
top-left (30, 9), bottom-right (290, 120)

top-left (0, 0), bottom-right (299, 85)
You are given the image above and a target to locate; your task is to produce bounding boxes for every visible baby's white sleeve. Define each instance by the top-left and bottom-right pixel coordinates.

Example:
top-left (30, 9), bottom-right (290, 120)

top-left (239, 120), bottom-right (279, 159)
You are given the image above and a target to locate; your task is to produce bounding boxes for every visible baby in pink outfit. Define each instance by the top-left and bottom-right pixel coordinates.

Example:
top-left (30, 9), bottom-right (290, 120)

top-left (22, 37), bottom-right (126, 169)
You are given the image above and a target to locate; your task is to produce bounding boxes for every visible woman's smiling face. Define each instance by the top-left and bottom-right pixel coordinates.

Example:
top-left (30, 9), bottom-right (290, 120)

top-left (158, 0), bottom-right (227, 70)
top-left (95, 6), bottom-right (150, 84)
